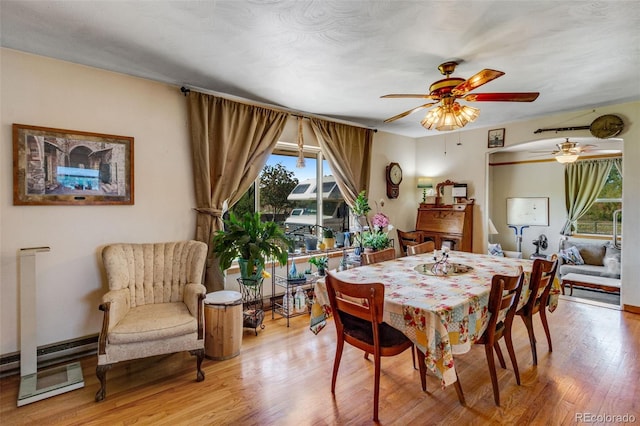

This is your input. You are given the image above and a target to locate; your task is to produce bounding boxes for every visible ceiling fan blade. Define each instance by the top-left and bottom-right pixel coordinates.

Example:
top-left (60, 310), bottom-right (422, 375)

top-left (462, 92), bottom-right (540, 102)
top-left (451, 69), bottom-right (504, 95)
top-left (383, 102), bottom-right (437, 123)
top-left (381, 94), bottom-right (440, 99)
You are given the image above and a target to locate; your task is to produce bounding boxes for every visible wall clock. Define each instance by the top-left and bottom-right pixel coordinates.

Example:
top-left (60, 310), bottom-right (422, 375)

top-left (386, 162), bottom-right (402, 199)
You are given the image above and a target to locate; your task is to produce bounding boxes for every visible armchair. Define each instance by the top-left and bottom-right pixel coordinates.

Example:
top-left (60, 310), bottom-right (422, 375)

top-left (95, 240), bottom-right (207, 401)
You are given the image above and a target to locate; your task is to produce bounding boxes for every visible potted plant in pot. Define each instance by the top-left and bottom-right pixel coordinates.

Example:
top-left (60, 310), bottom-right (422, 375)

top-left (322, 228), bottom-right (336, 249)
top-left (309, 255), bottom-right (329, 276)
top-left (211, 212), bottom-right (291, 282)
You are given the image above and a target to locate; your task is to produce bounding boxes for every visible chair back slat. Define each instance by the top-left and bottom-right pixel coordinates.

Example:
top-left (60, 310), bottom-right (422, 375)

top-left (326, 273), bottom-right (384, 324)
top-left (361, 247), bottom-right (396, 265)
top-left (407, 241), bottom-right (436, 256)
top-left (484, 267), bottom-right (524, 341)
top-left (524, 255), bottom-right (559, 312)
top-left (396, 229), bottom-right (424, 255)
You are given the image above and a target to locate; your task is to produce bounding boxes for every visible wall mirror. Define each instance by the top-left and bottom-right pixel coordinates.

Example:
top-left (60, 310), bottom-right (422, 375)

top-left (436, 180), bottom-right (456, 205)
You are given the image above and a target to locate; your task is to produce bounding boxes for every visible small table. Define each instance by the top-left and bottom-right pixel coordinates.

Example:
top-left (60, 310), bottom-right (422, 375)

top-left (561, 273), bottom-right (621, 296)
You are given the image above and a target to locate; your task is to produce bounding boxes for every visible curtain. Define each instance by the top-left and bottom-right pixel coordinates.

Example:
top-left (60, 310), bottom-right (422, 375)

top-left (613, 157), bottom-right (622, 175)
top-left (187, 91), bottom-right (289, 291)
top-left (309, 118), bottom-right (373, 207)
top-left (561, 159), bottom-right (613, 235)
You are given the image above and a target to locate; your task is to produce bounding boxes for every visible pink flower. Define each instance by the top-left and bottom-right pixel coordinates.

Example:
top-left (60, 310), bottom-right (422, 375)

top-left (372, 212), bottom-right (390, 229)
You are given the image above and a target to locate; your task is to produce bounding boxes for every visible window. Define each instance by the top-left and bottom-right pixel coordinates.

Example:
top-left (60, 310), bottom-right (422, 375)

top-left (576, 166), bottom-right (622, 236)
top-left (230, 144), bottom-right (348, 243)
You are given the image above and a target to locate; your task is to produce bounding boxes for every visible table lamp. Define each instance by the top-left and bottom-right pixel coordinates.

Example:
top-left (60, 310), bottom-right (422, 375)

top-left (417, 178), bottom-right (434, 203)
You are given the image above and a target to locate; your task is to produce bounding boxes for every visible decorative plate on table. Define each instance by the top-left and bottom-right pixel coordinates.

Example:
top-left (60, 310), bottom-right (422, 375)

top-left (414, 262), bottom-right (473, 276)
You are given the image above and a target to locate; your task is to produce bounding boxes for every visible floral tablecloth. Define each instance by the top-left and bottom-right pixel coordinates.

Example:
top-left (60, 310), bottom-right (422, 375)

top-left (311, 251), bottom-right (560, 387)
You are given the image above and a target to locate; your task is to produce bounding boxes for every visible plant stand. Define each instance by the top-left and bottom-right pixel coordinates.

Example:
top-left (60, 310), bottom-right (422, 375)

top-left (237, 278), bottom-right (265, 336)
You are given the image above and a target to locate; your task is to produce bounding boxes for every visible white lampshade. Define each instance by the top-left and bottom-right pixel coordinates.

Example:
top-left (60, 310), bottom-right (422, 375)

top-left (488, 219), bottom-right (499, 235)
top-left (555, 153), bottom-right (579, 164)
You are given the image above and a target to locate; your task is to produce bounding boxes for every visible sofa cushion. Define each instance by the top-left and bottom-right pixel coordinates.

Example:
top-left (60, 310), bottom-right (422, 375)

top-left (488, 243), bottom-right (504, 257)
top-left (571, 242), bottom-right (606, 266)
top-left (559, 264), bottom-right (609, 278)
top-left (109, 302), bottom-right (197, 344)
top-left (559, 246), bottom-right (584, 265)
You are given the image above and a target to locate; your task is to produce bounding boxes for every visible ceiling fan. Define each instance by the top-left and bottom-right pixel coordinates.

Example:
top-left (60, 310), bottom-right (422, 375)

top-left (381, 61), bottom-right (539, 131)
top-left (531, 138), bottom-right (598, 163)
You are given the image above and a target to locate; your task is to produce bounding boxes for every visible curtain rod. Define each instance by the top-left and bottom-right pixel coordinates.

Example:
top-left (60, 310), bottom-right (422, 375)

top-left (180, 86), bottom-right (377, 132)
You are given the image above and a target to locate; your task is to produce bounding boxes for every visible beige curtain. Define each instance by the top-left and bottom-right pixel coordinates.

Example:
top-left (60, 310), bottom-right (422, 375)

top-left (309, 118), bottom-right (373, 207)
top-left (187, 91), bottom-right (289, 291)
top-left (561, 159), bottom-right (613, 235)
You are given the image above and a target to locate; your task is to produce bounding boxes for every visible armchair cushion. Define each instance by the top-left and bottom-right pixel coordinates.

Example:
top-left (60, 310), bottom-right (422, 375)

top-left (108, 302), bottom-right (198, 345)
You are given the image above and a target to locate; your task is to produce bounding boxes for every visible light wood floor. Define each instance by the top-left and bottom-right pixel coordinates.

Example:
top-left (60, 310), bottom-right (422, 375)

top-left (1, 297), bottom-right (639, 425)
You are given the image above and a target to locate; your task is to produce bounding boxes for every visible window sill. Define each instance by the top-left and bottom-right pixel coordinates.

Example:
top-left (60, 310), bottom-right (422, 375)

top-left (224, 248), bottom-right (351, 274)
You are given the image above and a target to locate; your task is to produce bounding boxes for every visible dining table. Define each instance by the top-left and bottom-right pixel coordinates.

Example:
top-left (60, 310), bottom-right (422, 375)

top-left (310, 250), bottom-right (560, 387)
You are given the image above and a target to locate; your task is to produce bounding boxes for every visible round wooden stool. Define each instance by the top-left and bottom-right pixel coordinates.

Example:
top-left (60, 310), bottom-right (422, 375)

top-left (204, 290), bottom-right (243, 360)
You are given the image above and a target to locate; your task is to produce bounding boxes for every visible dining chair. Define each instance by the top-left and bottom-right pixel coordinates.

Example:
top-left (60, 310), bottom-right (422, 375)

top-left (406, 240), bottom-right (436, 256)
top-left (325, 272), bottom-right (420, 422)
top-left (396, 229), bottom-right (424, 255)
top-left (474, 267), bottom-right (525, 406)
top-left (516, 255), bottom-right (559, 365)
top-left (361, 247), bottom-right (396, 265)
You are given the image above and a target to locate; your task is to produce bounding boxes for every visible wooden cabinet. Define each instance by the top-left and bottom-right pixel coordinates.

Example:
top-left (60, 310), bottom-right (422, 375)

top-left (415, 202), bottom-right (474, 252)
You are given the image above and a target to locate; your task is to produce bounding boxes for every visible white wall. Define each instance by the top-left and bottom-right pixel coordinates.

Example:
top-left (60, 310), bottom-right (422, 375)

top-left (490, 161), bottom-right (566, 258)
top-left (1, 49), bottom-right (197, 354)
top-left (366, 131), bottom-right (418, 257)
top-left (415, 129), bottom-right (490, 253)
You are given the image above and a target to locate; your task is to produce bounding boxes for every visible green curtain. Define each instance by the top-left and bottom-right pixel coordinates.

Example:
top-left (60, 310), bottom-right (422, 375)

top-left (187, 91), bottom-right (289, 291)
top-left (561, 159), bottom-right (614, 235)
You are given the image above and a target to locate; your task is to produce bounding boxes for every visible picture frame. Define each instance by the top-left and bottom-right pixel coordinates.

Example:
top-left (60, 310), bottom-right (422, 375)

top-left (488, 128), bottom-right (505, 148)
top-left (13, 124), bottom-right (134, 205)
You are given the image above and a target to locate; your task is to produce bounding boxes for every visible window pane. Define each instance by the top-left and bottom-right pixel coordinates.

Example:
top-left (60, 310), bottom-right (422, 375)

top-left (230, 150), bottom-right (348, 250)
top-left (576, 165), bottom-right (622, 235)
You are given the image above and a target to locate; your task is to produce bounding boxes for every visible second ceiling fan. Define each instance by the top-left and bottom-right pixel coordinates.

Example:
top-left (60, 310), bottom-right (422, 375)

top-left (381, 61), bottom-right (539, 131)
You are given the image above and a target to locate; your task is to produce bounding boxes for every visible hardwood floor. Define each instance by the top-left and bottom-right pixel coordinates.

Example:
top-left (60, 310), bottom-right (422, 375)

top-left (1, 297), bottom-right (639, 425)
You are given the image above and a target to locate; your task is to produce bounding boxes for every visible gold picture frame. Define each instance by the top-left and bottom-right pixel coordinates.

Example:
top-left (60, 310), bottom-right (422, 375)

top-left (13, 124), bottom-right (134, 205)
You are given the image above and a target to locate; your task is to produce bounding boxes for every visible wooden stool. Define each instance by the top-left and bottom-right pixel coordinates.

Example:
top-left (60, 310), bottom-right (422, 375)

top-left (204, 291), bottom-right (243, 360)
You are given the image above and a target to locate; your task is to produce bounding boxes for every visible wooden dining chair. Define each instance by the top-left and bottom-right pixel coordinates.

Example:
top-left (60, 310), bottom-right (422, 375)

top-left (407, 240), bottom-right (436, 256)
top-left (474, 267), bottom-right (525, 406)
top-left (361, 247), bottom-right (396, 266)
top-left (396, 229), bottom-right (424, 255)
top-left (325, 272), bottom-right (420, 422)
top-left (516, 255), bottom-right (559, 365)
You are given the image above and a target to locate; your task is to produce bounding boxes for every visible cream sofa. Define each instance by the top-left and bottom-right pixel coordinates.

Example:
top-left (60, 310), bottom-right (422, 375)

top-left (557, 239), bottom-right (621, 279)
top-left (96, 240), bottom-right (207, 401)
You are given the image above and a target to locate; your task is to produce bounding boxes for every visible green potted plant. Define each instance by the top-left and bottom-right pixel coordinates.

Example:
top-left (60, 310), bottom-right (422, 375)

top-left (211, 212), bottom-right (291, 281)
top-left (322, 228), bottom-right (336, 249)
top-left (362, 231), bottom-right (391, 252)
top-left (309, 255), bottom-right (329, 276)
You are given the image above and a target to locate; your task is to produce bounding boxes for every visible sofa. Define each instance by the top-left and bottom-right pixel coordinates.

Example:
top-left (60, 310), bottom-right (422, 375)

top-left (557, 239), bottom-right (621, 279)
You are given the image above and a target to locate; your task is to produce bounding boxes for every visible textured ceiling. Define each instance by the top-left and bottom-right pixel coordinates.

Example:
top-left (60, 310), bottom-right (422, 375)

top-left (1, 0), bottom-right (639, 140)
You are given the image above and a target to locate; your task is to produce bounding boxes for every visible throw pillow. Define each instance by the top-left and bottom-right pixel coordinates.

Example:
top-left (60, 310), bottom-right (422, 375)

top-left (488, 243), bottom-right (504, 257)
top-left (559, 246), bottom-right (584, 265)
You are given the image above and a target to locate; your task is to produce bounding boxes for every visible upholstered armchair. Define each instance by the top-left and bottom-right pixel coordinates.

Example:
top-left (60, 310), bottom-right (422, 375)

top-left (95, 240), bottom-right (207, 402)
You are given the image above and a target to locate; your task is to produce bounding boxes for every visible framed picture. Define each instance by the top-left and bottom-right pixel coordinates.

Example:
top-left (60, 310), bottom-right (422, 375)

top-left (13, 124), bottom-right (134, 205)
top-left (488, 128), bottom-right (505, 148)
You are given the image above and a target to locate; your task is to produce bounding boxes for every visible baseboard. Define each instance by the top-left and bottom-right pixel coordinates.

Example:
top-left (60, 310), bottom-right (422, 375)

top-left (623, 304), bottom-right (640, 314)
top-left (0, 334), bottom-right (98, 378)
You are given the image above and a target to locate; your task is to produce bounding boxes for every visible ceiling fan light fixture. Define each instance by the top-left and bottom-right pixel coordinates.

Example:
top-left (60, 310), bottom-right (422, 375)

top-left (420, 100), bottom-right (479, 131)
top-left (555, 153), bottom-right (579, 164)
